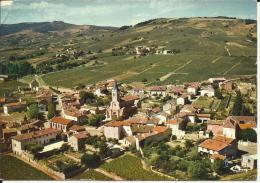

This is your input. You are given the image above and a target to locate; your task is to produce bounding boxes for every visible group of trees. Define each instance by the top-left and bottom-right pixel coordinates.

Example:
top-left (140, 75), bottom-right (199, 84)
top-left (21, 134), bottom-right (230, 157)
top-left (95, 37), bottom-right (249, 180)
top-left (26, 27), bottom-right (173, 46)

top-left (55, 160), bottom-right (80, 174)
top-left (87, 114), bottom-right (106, 126)
top-left (81, 153), bottom-right (101, 168)
top-left (47, 102), bottom-right (56, 119)
top-left (232, 91), bottom-right (252, 116)
top-left (79, 91), bottom-right (109, 106)
top-left (0, 61), bottom-right (35, 77)
top-left (26, 104), bottom-right (39, 119)
top-left (24, 142), bottom-right (44, 154)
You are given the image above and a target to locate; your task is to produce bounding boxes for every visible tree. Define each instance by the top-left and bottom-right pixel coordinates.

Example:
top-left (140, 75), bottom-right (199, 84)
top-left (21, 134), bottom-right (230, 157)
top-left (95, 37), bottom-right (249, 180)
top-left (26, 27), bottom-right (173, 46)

top-left (47, 102), bottom-right (56, 119)
top-left (185, 139), bottom-right (193, 150)
top-left (212, 158), bottom-right (225, 175)
top-left (99, 141), bottom-right (112, 159)
top-left (81, 153), bottom-right (101, 168)
top-left (232, 91), bottom-right (243, 115)
top-left (24, 142), bottom-right (43, 154)
top-left (188, 162), bottom-right (209, 180)
top-left (88, 114), bottom-right (105, 126)
top-left (26, 104), bottom-right (39, 119)
top-left (239, 128), bottom-right (257, 142)
top-left (209, 131), bottom-right (214, 139)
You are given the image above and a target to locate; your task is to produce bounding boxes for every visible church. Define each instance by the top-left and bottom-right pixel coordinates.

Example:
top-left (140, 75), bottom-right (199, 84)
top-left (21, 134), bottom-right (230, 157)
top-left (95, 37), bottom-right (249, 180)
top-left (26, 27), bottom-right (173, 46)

top-left (106, 81), bottom-right (139, 120)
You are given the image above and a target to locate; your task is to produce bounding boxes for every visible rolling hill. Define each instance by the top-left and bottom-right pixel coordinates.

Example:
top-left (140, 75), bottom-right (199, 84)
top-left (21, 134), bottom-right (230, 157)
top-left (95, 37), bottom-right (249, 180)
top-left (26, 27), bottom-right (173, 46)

top-left (0, 17), bottom-right (257, 88)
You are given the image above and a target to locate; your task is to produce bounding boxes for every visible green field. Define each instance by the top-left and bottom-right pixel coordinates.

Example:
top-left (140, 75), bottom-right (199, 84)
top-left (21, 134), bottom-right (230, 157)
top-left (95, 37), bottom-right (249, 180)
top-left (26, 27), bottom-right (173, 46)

top-left (0, 155), bottom-right (52, 180)
top-left (100, 154), bottom-right (171, 180)
top-left (2, 18), bottom-right (257, 88)
top-left (72, 169), bottom-right (113, 180)
top-left (40, 54), bottom-right (256, 88)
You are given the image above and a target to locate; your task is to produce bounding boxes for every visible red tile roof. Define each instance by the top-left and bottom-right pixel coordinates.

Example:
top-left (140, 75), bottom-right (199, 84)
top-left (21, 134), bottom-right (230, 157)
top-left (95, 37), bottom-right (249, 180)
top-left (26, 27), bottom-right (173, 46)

top-left (74, 131), bottom-right (89, 139)
top-left (148, 86), bottom-right (166, 91)
top-left (4, 102), bottom-right (26, 107)
top-left (199, 135), bottom-right (235, 152)
top-left (69, 125), bottom-right (85, 132)
top-left (153, 126), bottom-right (169, 133)
top-left (121, 95), bottom-right (139, 101)
top-left (51, 117), bottom-right (73, 125)
top-left (12, 128), bottom-right (61, 141)
top-left (167, 118), bottom-right (183, 125)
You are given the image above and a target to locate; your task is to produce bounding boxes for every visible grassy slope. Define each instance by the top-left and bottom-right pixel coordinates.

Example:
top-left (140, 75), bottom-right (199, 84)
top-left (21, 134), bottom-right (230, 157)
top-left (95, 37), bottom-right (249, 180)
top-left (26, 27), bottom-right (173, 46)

top-left (0, 80), bottom-right (27, 97)
top-left (0, 155), bottom-right (52, 180)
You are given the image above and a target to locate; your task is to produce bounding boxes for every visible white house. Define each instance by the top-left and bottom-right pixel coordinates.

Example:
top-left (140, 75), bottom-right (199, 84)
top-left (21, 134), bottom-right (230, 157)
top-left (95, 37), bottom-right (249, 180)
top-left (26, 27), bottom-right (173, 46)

top-left (200, 86), bottom-right (215, 97)
top-left (68, 131), bottom-right (89, 151)
top-left (11, 128), bottom-right (61, 155)
top-left (3, 102), bottom-right (27, 114)
top-left (167, 118), bottom-right (185, 139)
top-left (176, 94), bottom-right (188, 105)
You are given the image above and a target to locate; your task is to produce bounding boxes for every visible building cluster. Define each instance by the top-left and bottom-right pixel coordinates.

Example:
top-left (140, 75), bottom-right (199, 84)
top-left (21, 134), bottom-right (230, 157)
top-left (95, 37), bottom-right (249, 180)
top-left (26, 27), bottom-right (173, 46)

top-left (0, 76), bottom-right (257, 172)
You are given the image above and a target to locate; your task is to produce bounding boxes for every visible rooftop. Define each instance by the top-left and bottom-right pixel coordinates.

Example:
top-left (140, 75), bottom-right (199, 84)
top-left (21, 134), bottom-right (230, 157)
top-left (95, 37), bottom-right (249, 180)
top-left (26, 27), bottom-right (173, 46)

top-left (51, 116), bottom-right (73, 125)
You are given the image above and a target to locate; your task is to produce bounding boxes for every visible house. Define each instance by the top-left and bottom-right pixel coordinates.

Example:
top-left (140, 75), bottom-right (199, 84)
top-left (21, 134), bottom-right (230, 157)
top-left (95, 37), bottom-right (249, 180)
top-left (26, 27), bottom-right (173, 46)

top-left (187, 82), bottom-right (200, 95)
top-left (135, 126), bottom-right (171, 150)
top-left (200, 86), bottom-right (215, 97)
top-left (0, 97), bottom-right (6, 106)
top-left (223, 116), bottom-right (256, 139)
top-left (168, 85), bottom-right (185, 98)
top-left (176, 94), bottom-right (188, 105)
top-left (163, 50), bottom-right (172, 54)
top-left (198, 135), bottom-right (238, 159)
top-left (153, 112), bottom-right (171, 125)
top-left (3, 102), bottom-right (27, 114)
top-left (241, 154), bottom-right (257, 170)
top-left (29, 79), bottom-right (40, 92)
top-left (69, 125), bottom-right (86, 134)
top-left (2, 128), bottom-right (18, 142)
top-left (62, 110), bottom-right (87, 123)
top-left (210, 153), bottom-right (228, 163)
top-left (163, 100), bottom-right (177, 115)
top-left (122, 135), bottom-right (136, 147)
top-left (167, 118), bottom-right (186, 139)
top-left (49, 117), bottom-right (74, 132)
top-left (196, 113), bottom-right (211, 123)
top-left (106, 81), bottom-right (138, 120)
top-left (207, 120), bottom-right (224, 136)
top-left (68, 131), bottom-right (90, 151)
top-left (148, 86), bottom-right (167, 97)
top-left (11, 128), bottom-right (61, 155)
top-left (129, 87), bottom-right (144, 96)
top-left (220, 80), bottom-right (233, 92)
top-left (208, 77), bottom-right (226, 84)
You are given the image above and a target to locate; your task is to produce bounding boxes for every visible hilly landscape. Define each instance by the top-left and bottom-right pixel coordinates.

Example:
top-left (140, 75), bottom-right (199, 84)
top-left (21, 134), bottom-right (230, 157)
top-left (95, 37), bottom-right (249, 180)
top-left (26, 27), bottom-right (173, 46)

top-left (0, 17), bottom-right (257, 91)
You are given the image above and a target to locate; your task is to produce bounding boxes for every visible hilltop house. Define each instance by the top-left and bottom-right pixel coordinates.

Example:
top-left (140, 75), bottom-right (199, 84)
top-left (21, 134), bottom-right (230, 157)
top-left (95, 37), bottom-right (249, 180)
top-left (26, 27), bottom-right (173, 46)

top-left (208, 77), bottom-right (226, 84)
top-left (12, 128), bottom-right (61, 155)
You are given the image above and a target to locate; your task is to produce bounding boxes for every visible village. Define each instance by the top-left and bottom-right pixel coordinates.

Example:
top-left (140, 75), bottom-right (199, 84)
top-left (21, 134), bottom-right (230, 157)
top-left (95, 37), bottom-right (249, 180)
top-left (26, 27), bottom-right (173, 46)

top-left (0, 74), bottom-right (257, 180)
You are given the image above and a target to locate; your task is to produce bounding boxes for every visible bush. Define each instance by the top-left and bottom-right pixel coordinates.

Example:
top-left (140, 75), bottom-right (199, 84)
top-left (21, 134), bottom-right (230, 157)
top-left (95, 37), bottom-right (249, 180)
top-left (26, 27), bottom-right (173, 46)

top-left (212, 158), bottom-right (225, 175)
top-left (56, 160), bottom-right (80, 174)
top-left (81, 153), bottom-right (101, 168)
top-left (24, 142), bottom-right (43, 154)
top-left (239, 128), bottom-right (257, 142)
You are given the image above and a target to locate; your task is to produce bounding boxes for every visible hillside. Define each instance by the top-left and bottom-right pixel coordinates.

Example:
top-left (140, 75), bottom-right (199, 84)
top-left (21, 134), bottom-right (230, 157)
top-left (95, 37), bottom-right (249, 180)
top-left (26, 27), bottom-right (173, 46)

top-left (0, 17), bottom-right (257, 88)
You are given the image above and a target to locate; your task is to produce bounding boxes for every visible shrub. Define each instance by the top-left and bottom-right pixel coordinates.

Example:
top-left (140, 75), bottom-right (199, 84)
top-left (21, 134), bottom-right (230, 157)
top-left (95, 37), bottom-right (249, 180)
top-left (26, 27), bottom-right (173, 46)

top-left (81, 153), bottom-right (101, 168)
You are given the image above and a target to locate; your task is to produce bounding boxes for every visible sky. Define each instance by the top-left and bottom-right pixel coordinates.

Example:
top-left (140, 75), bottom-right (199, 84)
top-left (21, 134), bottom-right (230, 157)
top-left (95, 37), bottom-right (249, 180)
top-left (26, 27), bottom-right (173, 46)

top-left (0, 0), bottom-right (257, 26)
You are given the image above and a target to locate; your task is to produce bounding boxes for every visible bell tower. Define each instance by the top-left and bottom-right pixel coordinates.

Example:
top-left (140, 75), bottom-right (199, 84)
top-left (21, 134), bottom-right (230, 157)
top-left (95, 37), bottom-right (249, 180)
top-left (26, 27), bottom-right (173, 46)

top-left (112, 80), bottom-right (120, 103)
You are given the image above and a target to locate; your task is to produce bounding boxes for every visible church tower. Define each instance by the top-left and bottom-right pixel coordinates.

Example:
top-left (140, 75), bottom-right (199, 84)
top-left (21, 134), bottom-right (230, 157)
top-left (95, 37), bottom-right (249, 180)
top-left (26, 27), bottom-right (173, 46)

top-left (111, 80), bottom-right (120, 103)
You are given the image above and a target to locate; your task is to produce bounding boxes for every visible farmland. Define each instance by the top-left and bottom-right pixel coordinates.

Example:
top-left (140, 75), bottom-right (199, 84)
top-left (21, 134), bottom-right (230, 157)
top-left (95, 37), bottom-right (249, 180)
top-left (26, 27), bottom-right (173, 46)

top-left (100, 153), bottom-right (171, 180)
top-left (0, 17), bottom-right (255, 89)
top-left (0, 155), bottom-right (52, 180)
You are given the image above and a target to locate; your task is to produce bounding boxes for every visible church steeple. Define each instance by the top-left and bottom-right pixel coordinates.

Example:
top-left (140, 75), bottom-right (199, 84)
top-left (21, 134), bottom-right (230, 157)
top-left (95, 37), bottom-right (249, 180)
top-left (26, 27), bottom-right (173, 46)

top-left (112, 80), bottom-right (120, 102)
